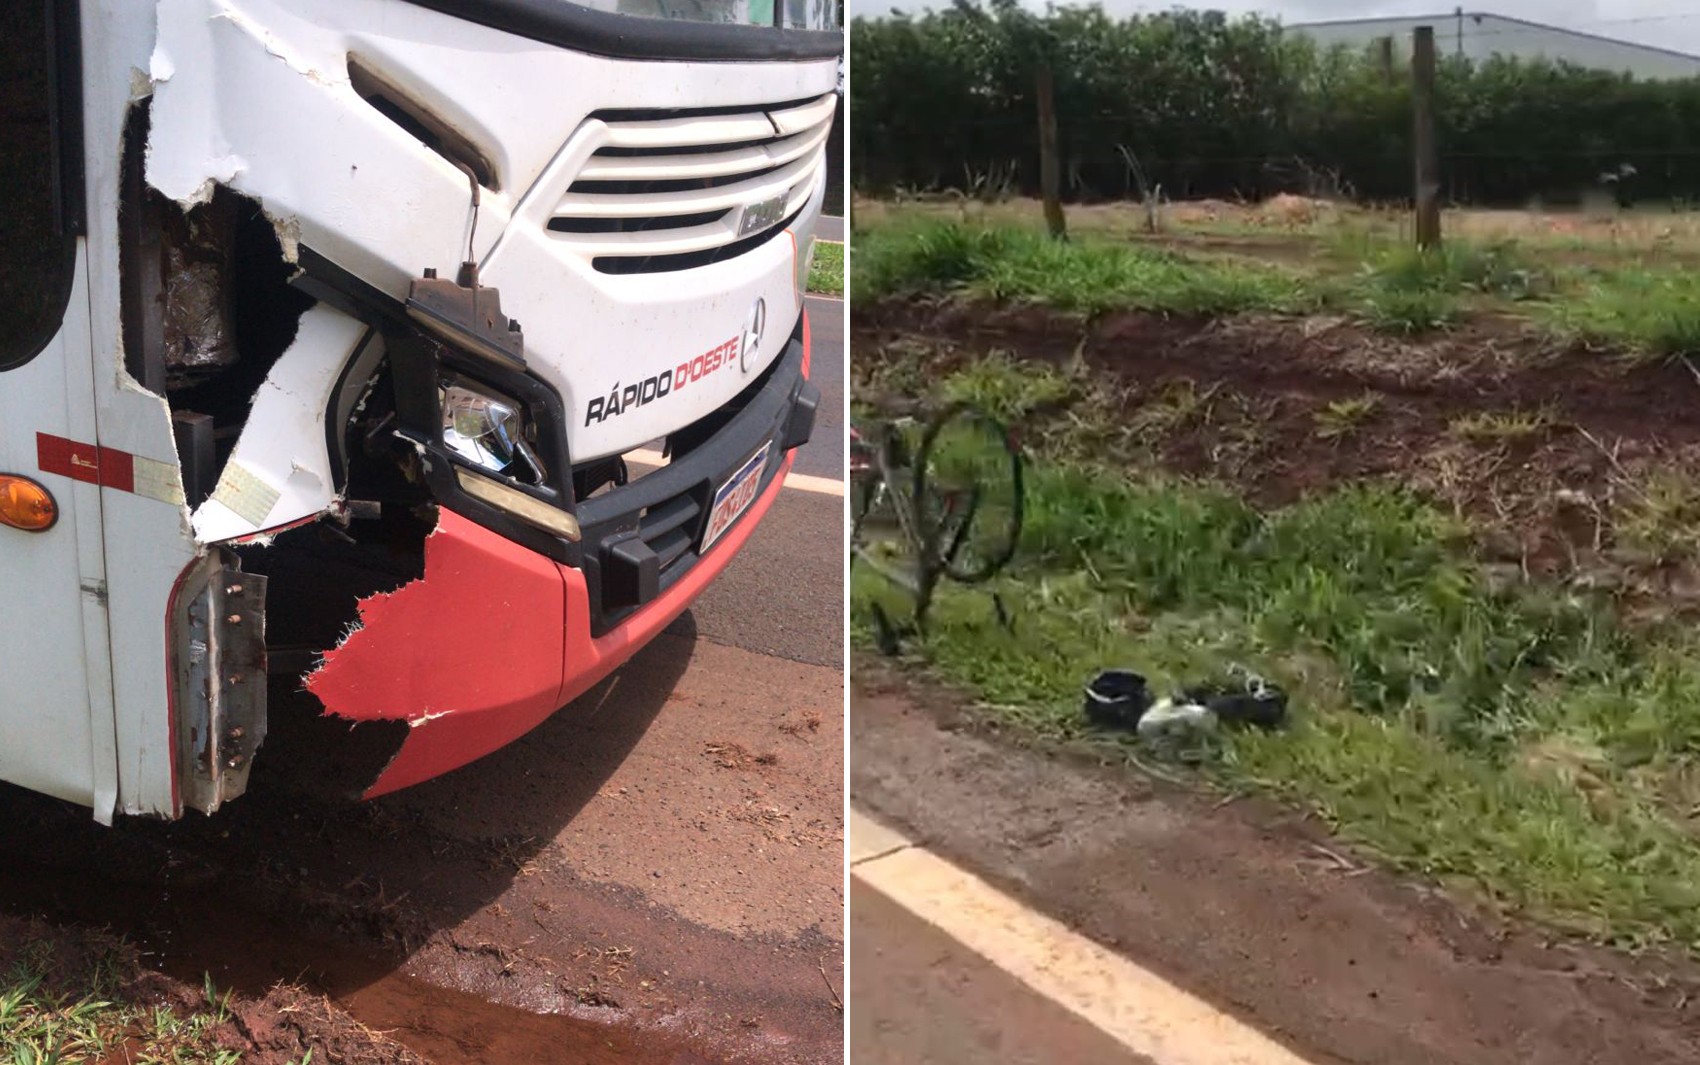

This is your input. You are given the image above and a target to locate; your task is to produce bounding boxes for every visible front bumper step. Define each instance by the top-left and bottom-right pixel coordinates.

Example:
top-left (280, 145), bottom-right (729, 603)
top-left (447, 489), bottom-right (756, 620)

top-left (583, 316), bottom-right (816, 633)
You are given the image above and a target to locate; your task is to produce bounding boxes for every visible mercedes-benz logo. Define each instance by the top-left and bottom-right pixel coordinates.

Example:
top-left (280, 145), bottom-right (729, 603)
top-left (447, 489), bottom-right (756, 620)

top-left (739, 297), bottom-right (766, 374)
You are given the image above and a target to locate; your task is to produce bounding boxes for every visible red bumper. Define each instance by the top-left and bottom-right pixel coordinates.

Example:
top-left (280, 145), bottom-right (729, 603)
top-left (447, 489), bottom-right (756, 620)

top-left (305, 315), bottom-right (810, 797)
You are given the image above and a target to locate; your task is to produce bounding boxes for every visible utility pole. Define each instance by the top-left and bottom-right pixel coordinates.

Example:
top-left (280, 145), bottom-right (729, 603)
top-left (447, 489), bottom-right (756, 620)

top-left (1036, 63), bottom-right (1066, 240)
top-left (1412, 25), bottom-right (1441, 250)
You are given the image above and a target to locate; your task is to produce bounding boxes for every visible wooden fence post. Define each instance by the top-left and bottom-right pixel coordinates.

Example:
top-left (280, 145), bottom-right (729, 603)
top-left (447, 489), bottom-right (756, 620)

top-left (1412, 25), bottom-right (1442, 250)
top-left (1036, 63), bottom-right (1066, 240)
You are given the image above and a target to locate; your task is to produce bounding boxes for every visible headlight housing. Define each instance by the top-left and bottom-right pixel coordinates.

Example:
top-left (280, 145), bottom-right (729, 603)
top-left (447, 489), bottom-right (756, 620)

top-left (439, 378), bottom-right (548, 485)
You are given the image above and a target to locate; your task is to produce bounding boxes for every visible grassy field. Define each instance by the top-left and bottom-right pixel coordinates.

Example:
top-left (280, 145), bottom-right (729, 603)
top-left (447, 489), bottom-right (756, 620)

top-left (852, 197), bottom-right (1700, 955)
top-left (808, 239), bottom-right (845, 297)
top-left (852, 196), bottom-right (1700, 359)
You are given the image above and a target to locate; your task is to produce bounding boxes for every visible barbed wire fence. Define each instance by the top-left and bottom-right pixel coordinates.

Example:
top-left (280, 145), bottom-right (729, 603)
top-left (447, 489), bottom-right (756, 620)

top-left (853, 116), bottom-right (1700, 212)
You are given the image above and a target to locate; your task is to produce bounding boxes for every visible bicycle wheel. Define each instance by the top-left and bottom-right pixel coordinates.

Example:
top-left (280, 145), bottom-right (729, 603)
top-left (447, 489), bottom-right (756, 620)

top-left (851, 420), bottom-right (924, 583)
top-left (849, 425), bottom-right (879, 552)
top-left (912, 403), bottom-right (1024, 584)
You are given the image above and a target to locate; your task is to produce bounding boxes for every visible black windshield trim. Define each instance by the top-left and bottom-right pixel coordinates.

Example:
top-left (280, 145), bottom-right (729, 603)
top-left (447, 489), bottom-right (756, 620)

top-left (402, 0), bottom-right (841, 62)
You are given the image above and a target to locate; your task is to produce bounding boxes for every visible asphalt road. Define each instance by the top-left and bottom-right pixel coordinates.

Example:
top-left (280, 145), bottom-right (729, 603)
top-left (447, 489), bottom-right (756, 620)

top-left (848, 680), bottom-right (1298, 1065)
top-left (851, 880), bottom-right (1150, 1065)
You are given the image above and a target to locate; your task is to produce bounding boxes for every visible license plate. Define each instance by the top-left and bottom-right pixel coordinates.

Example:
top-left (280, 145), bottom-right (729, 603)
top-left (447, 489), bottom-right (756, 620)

top-left (701, 443), bottom-right (771, 552)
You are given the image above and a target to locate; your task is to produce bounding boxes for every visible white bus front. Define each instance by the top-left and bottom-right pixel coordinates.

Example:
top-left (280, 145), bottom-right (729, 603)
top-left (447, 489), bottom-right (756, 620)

top-left (0, 0), bottom-right (839, 820)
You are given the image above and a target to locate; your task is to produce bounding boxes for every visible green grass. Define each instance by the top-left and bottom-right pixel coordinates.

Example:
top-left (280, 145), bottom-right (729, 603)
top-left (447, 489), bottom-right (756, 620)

top-left (853, 213), bottom-right (1700, 347)
top-left (807, 240), bottom-right (844, 297)
top-left (1313, 393), bottom-right (1381, 440)
top-left (1617, 471), bottom-right (1700, 565)
top-left (0, 939), bottom-right (245, 1065)
top-left (851, 222), bottom-right (1312, 317)
top-left (848, 219), bottom-right (1533, 333)
top-left (1449, 409), bottom-right (1555, 442)
top-left (1352, 287), bottom-right (1462, 334)
top-left (853, 352), bottom-right (1700, 952)
top-left (1540, 266), bottom-right (1700, 360)
top-left (1283, 235), bottom-right (1547, 334)
top-left (1345, 239), bottom-right (1552, 301)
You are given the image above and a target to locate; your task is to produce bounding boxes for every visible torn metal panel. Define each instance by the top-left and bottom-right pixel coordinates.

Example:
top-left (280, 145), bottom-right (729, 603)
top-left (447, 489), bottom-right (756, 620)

top-left (189, 305), bottom-right (369, 542)
top-left (304, 509), bottom-right (566, 796)
top-left (313, 447), bottom-right (792, 800)
top-left (170, 551), bottom-right (268, 815)
top-left (147, 0), bottom-right (516, 290)
top-left (81, 0), bottom-right (210, 821)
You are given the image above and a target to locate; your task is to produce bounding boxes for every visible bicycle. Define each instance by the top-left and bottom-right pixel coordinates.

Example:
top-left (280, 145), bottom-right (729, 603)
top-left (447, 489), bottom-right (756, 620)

top-left (850, 401), bottom-right (1024, 651)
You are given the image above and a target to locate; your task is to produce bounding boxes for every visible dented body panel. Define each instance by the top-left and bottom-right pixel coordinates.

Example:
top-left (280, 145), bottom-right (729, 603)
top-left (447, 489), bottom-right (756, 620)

top-left (147, 0), bottom-right (835, 484)
top-left (311, 317), bottom-right (807, 798)
top-left (348, 455), bottom-right (789, 798)
top-left (0, 0), bottom-right (837, 820)
top-left (87, 0), bottom-right (204, 821)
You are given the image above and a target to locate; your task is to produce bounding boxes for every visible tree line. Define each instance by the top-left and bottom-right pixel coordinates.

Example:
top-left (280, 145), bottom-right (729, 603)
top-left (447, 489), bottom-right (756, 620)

top-left (850, 1), bottom-right (1700, 206)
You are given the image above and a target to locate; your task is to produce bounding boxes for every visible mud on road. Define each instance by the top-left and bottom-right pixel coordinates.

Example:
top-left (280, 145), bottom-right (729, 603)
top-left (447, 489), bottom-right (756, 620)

top-left (0, 613), bottom-right (843, 1065)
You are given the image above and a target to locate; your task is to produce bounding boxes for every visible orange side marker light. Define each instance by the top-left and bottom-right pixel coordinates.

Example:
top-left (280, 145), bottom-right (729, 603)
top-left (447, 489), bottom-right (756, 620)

top-left (0, 475), bottom-right (57, 532)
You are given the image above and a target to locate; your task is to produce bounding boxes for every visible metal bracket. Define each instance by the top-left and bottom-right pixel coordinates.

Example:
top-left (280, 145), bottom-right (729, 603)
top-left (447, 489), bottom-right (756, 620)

top-left (170, 551), bottom-right (268, 815)
top-left (405, 264), bottom-right (525, 370)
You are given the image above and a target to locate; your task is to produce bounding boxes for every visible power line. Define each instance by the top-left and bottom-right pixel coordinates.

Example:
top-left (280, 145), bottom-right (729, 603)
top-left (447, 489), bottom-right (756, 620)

top-left (1530, 10), bottom-right (1700, 29)
top-left (1319, 19), bottom-right (1700, 43)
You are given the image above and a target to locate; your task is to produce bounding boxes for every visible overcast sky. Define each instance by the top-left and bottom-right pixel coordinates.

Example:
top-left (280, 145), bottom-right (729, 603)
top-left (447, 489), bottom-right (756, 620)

top-left (845, 1), bottom-right (1700, 56)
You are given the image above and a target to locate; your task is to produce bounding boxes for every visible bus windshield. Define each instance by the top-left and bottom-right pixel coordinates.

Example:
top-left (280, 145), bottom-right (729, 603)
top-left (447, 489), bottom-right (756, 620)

top-left (572, 0), bottom-right (836, 31)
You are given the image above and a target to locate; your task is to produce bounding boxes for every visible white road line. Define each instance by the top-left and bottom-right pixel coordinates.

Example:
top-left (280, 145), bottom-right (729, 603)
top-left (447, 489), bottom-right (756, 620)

top-left (780, 470), bottom-right (846, 497)
top-left (628, 449), bottom-right (845, 498)
top-left (849, 808), bottom-right (1317, 1065)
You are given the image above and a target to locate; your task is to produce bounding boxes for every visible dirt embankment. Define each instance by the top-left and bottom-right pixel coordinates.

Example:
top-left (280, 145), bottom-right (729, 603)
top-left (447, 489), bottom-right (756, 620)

top-left (856, 300), bottom-right (1700, 615)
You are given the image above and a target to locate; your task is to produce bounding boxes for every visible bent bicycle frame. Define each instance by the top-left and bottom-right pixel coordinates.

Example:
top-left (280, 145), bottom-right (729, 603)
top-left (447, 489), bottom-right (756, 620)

top-left (849, 404), bottom-right (1023, 643)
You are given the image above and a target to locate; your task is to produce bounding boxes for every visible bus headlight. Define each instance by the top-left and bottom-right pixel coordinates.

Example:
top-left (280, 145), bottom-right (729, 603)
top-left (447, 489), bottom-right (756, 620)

top-left (439, 380), bottom-right (548, 485)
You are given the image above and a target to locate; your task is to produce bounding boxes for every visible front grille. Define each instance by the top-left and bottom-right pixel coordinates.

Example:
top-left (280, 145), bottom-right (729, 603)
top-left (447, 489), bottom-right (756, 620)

top-left (549, 93), bottom-right (835, 273)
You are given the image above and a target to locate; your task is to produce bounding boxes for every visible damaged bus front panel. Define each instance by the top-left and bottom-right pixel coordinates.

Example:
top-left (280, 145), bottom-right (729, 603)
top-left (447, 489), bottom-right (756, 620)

top-left (0, 0), bottom-right (838, 821)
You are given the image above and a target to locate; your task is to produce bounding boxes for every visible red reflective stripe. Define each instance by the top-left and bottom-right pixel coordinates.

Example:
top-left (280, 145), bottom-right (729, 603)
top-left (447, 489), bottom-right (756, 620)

top-left (801, 306), bottom-right (811, 378)
top-left (37, 432), bottom-right (102, 486)
top-left (99, 447), bottom-right (134, 494)
top-left (36, 433), bottom-right (138, 494)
